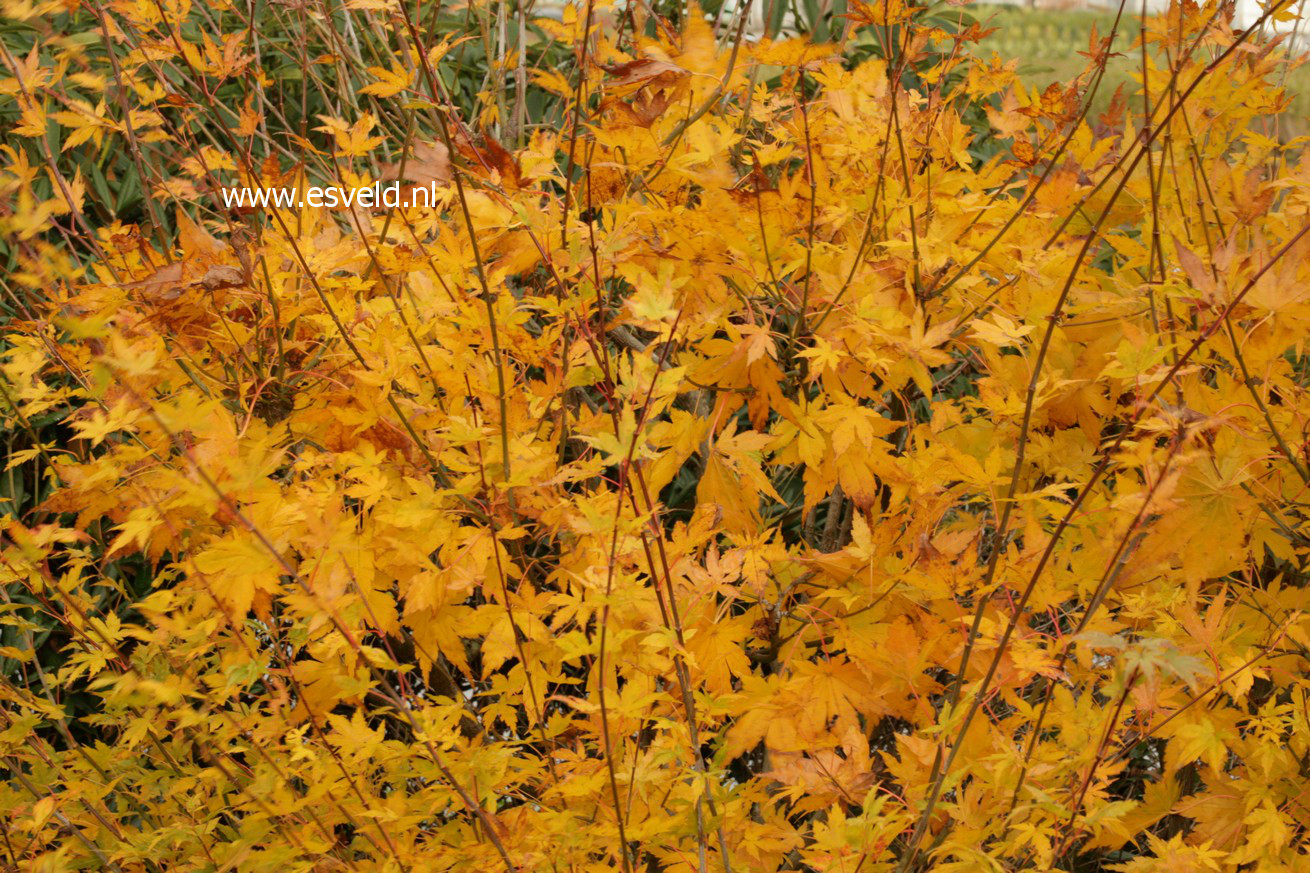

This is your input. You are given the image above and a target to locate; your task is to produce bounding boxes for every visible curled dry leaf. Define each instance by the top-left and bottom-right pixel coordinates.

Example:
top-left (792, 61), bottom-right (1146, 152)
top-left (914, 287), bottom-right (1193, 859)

top-left (601, 57), bottom-right (687, 89)
top-left (123, 261), bottom-right (186, 300)
top-left (122, 259), bottom-right (248, 300)
top-left (198, 264), bottom-right (246, 291)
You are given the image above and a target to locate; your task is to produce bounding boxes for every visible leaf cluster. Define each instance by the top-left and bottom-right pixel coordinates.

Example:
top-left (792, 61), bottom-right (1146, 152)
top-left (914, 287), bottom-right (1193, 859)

top-left (3, 0), bottom-right (1310, 871)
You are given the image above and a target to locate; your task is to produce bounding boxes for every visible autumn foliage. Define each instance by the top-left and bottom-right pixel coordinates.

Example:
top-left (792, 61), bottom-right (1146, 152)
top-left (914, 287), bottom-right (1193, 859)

top-left (3, 0), bottom-right (1310, 868)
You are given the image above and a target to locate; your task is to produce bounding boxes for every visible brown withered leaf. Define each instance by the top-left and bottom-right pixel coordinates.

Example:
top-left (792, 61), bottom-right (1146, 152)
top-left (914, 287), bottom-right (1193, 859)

top-left (380, 141), bottom-right (451, 186)
top-left (599, 87), bottom-right (670, 128)
top-left (628, 88), bottom-right (674, 127)
top-left (122, 260), bottom-right (248, 300)
top-left (198, 265), bottom-right (246, 291)
top-left (601, 57), bottom-right (685, 89)
top-left (230, 227), bottom-right (255, 283)
top-left (478, 134), bottom-right (521, 188)
top-left (120, 213), bottom-right (249, 301)
top-left (453, 131), bottom-right (522, 189)
top-left (123, 261), bottom-right (186, 300)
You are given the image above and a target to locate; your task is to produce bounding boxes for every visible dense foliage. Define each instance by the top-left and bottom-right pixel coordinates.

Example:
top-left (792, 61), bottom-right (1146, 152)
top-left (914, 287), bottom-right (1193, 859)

top-left (3, 0), bottom-right (1310, 869)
